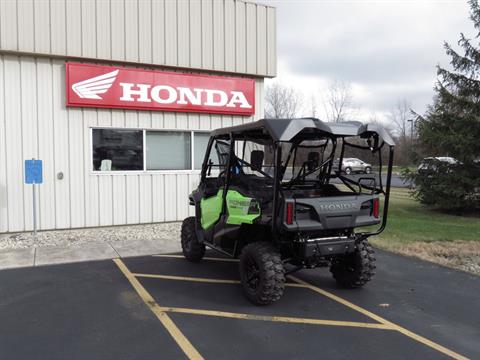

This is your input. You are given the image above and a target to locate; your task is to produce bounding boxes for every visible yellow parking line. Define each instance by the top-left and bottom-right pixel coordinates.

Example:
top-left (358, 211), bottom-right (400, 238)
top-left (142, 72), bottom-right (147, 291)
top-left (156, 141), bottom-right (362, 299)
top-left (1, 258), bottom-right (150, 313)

top-left (153, 254), bottom-right (239, 262)
top-left (114, 259), bottom-right (204, 360)
top-left (133, 272), bottom-right (307, 288)
top-left (149, 253), bottom-right (468, 359)
top-left (288, 275), bottom-right (469, 360)
top-left (134, 273), bottom-right (241, 285)
top-left (288, 275), bottom-right (393, 324)
top-left (157, 306), bottom-right (393, 330)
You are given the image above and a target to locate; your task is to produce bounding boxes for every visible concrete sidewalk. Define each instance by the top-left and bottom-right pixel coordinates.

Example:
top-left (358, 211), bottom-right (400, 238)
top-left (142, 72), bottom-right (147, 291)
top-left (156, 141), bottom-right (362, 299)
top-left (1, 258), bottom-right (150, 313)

top-left (0, 238), bottom-right (181, 270)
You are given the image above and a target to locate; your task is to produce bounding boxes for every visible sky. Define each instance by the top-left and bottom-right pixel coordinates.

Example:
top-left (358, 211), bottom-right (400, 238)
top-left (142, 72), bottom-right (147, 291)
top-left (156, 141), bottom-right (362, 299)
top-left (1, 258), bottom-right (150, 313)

top-left (262, 0), bottom-right (476, 124)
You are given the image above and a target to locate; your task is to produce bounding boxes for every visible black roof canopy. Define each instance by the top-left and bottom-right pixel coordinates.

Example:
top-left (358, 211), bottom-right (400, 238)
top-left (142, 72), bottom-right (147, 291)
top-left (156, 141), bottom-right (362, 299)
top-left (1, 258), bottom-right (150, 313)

top-left (210, 118), bottom-right (395, 146)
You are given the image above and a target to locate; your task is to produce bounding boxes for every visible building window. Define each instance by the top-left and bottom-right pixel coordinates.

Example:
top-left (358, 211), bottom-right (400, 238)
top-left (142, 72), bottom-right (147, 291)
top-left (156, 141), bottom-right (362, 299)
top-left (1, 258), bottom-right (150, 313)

top-left (194, 132), bottom-right (211, 169)
top-left (146, 131), bottom-right (191, 170)
top-left (92, 129), bottom-right (143, 171)
top-left (92, 128), bottom-right (209, 172)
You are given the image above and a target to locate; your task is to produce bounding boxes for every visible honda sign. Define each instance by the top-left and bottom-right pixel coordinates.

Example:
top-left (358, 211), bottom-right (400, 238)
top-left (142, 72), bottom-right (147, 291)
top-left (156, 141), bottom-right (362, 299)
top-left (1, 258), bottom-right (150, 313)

top-left (66, 63), bottom-right (255, 116)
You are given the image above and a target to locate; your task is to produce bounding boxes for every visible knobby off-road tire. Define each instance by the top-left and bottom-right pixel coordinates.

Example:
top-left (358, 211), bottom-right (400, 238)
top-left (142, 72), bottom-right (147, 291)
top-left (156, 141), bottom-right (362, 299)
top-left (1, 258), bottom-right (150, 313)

top-left (239, 242), bottom-right (286, 305)
top-left (330, 239), bottom-right (376, 288)
top-left (181, 217), bottom-right (205, 262)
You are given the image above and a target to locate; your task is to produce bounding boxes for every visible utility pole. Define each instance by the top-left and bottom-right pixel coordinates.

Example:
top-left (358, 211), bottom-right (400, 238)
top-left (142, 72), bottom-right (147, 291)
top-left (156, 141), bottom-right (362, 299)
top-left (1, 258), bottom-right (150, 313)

top-left (407, 119), bottom-right (414, 147)
top-left (407, 119), bottom-right (415, 164)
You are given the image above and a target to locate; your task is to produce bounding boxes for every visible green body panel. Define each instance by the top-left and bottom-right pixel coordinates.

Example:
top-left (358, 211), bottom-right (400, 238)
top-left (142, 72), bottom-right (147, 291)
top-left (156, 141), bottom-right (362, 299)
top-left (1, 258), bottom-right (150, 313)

top-left (199, 189), bottom-right (261, 229)
top-left (200, 189), bottom-right (223, 230)
top-left (225, 190), bottom-right (261, 225)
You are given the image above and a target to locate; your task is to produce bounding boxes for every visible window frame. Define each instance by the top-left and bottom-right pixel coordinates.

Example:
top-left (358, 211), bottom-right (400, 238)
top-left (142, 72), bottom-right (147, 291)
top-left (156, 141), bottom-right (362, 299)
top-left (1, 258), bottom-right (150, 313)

top-left (90, 127), bottom-right (211, 175)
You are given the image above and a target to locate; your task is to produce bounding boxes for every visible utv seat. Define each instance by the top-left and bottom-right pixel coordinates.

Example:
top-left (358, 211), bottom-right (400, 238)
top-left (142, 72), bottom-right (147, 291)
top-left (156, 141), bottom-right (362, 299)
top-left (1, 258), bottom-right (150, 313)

top-left (229, 174), bottom-right (274, 205)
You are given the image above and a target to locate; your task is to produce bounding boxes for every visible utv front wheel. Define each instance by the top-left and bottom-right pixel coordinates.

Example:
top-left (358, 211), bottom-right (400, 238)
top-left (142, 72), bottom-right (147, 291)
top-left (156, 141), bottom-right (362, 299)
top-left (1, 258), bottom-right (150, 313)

top-left (181, 217), bottom-right (205, 262)
top-left (330, 239), bottom-right (376, 288)
top-left (239, 242), bottom-right (285, 305)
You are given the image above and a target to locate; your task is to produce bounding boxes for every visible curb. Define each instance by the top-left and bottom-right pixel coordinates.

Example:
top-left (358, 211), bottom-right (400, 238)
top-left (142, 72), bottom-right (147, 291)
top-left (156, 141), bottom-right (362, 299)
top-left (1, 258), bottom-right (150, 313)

top-left (0, 239), bottom-right (182, 270)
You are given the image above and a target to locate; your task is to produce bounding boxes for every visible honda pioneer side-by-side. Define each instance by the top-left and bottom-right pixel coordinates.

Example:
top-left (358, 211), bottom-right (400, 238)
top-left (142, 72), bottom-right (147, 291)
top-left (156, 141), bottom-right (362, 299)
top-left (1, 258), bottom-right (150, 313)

top-left (181, 118), bottom-right (394, 305)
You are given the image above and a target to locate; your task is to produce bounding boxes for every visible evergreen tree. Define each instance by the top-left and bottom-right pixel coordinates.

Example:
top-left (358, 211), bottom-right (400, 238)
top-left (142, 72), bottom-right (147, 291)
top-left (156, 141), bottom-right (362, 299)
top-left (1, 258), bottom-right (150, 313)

top-left (411, 0), bottom-right (480, 211)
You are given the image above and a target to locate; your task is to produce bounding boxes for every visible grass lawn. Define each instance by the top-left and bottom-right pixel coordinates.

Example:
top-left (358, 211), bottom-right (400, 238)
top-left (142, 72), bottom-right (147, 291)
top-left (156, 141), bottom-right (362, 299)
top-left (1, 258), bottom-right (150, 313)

top-left (373, 188), bottom-right (480, 246)
top-left (370, 188), bottom-right (480, 274)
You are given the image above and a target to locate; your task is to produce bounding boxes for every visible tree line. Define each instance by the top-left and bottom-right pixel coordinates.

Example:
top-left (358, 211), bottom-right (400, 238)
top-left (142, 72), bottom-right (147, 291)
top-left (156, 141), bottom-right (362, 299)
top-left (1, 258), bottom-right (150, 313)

top-left (264, 80), bottom-right (415, 166)
top-left (264, 0), bottom-right (480, 212)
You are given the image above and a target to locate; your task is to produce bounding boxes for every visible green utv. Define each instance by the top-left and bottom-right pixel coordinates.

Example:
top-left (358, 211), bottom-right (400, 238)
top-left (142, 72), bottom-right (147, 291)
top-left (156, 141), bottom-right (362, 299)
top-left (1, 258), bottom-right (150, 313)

top-left (181, 118), bottom-right (395, 305)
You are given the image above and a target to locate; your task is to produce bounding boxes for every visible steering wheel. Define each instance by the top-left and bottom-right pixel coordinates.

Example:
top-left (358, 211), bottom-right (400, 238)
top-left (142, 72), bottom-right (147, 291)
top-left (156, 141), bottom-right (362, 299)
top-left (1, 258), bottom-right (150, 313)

top-left (219, 168), bottom-right (227, 178)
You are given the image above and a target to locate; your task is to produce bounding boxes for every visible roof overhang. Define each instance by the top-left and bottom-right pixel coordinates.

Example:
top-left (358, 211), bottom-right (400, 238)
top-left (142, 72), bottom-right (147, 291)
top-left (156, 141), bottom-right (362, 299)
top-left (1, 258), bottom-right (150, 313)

top-left (210, 118), bottom-right (395, 146)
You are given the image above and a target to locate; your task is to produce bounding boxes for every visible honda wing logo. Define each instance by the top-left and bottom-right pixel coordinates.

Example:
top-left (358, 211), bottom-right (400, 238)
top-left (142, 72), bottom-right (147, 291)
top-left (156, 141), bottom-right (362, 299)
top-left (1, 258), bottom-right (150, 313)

top-left (71, 70), bottom-right (119, 99)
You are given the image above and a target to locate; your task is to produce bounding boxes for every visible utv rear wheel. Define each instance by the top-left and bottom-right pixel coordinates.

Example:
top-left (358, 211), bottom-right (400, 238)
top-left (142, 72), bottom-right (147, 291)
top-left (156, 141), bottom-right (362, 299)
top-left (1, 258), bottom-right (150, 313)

top-left (330, 239), bottom-right (375, 288)
top-left (239, 242), bottom-right (285, 305)
top-left (181, 217), bottom-right (205, 262)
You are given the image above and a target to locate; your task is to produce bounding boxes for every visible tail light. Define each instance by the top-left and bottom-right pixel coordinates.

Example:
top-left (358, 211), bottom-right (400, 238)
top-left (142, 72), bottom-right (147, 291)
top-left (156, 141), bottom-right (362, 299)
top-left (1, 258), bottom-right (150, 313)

top-left (373, 198), bottom-right (379, 218)
top-left (285, 202), bottom-right (294, 225)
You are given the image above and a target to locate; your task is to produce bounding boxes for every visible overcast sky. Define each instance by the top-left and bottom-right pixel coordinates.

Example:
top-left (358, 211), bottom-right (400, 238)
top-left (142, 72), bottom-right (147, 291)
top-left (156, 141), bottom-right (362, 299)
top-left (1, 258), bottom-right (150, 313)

top-left (262, 0), bottom-right (476, 123)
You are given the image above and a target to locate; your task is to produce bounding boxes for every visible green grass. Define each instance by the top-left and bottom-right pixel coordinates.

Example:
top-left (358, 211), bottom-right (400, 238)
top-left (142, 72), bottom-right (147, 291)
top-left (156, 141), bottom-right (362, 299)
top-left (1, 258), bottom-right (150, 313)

top-left (370, 188), bottom-right (480, 250)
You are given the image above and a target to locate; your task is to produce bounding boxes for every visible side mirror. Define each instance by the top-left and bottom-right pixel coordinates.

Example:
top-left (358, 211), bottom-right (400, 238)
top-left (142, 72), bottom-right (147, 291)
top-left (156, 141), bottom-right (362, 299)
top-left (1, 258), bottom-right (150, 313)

top-left (307, 152), bottom-right (319, 171)
top-left (367, 135), bottom-right (379, 151)
top-left (251, 150), bottom-right (264, 172)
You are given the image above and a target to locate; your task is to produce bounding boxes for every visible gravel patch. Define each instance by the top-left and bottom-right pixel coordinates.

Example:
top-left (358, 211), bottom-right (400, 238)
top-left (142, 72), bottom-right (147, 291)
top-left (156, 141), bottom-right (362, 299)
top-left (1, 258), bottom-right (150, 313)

top-left (0, 222), bottom-right (182, 250)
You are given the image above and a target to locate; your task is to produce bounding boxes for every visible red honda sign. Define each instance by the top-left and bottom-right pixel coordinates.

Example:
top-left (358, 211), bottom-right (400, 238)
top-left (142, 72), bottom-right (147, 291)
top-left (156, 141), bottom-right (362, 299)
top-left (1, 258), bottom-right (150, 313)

top-left (66, 63), bottom-right (255, 116)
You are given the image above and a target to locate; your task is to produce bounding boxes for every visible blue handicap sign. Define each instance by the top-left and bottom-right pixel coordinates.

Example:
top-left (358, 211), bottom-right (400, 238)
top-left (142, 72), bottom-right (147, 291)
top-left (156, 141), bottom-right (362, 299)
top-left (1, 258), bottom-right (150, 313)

top-left (25, 159), bottom-right (43, 184)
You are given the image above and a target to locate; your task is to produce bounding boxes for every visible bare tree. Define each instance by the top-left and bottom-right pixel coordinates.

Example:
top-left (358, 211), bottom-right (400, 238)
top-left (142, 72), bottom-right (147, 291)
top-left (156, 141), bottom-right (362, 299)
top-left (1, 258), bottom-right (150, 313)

top-left (310, 93), bottom-right (318, 118)
top-left (388, 99), bottom-right (414, 165)
top-left (264, 82), bottom-right (303, 119)
top-left (367, 112), bottom-right (392, 131)
top-left (389, 100), bottom-right (412, 140)
top-left (322, 79), bottom-right (353, 122)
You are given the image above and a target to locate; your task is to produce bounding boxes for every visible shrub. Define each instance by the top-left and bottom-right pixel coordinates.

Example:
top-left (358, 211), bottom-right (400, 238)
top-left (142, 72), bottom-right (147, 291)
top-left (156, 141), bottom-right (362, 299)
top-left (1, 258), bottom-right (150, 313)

top-left (403, 161), bottom-right (480, 212)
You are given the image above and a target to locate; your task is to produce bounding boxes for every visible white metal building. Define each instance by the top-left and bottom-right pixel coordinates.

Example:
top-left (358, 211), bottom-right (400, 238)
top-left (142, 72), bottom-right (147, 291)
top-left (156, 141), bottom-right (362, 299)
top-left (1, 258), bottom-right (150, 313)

top-left (0, 0), bottom-right (276, 233)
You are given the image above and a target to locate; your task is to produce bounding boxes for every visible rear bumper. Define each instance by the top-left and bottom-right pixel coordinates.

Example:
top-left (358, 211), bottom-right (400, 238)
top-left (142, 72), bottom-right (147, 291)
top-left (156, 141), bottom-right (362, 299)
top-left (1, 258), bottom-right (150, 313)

top-left (285, 217), bottom-right (380, 232)
top-left (300, 236), bottom-right (356, 257)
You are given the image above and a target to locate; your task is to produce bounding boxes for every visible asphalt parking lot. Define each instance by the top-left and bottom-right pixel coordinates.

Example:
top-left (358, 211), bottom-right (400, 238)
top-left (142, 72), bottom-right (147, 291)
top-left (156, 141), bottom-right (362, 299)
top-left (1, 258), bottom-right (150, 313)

top-left (0, 250), bottom-right (478, 360)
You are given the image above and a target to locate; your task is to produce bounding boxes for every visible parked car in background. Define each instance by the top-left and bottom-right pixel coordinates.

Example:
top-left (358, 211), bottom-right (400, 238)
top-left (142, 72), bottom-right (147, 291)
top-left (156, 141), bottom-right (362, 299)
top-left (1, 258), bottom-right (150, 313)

top-left (334, 158), bottom-right (373, 175)
top-left (417, 157), bottom-right (459, 174)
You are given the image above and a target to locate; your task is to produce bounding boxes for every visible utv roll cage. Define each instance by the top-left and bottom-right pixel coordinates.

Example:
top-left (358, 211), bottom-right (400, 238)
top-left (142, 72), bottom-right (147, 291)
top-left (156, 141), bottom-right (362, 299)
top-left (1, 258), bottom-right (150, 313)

top-left (206, 118), bottom-right (395, 238)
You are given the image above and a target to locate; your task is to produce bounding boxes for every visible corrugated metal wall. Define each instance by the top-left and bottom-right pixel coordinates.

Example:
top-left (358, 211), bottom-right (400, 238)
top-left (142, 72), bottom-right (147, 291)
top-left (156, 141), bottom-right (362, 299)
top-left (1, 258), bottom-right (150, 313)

top-left (0, 0), bottom-right (276, 77)
top-left (0, 55), bottom-right (264, 232)
top-left (0, 0), bottom-right (275, 233)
